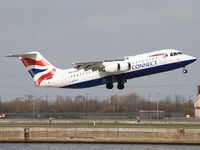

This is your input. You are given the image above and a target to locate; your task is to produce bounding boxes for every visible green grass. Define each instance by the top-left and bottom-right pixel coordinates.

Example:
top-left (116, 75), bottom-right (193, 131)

top-left (0, 121), bottom-right (199, 129)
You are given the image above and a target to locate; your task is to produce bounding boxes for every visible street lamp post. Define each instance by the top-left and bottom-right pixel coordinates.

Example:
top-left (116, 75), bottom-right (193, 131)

top-left (148, 93), bottom-right (151, 120)
top-left (148, 92), bottom-right (160, 120)
top-left (19, 97), bottom-right (26, 119)
top-left (85, 93), bottom-right (89, 119)
top-left (29, 92), bottom-right (37, 119)
top-left (156, 99), bottom-right (159, 119)
top-left (45, 94), bottom-right (48, 118)
top-left (24, 98), bottom-right (26, 119)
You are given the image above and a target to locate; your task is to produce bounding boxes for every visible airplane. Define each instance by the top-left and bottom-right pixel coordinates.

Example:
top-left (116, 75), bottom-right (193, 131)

top-left (7, 49), bottom-right (196, 90)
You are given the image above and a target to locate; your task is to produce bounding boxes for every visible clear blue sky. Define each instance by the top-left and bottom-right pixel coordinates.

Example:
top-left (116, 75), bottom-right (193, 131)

top-left (0, 0), bottom-right (200, 101)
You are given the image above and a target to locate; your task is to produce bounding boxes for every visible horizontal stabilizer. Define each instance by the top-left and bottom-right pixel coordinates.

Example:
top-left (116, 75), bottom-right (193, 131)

top-left (6, 52), bottom-right (38, 58)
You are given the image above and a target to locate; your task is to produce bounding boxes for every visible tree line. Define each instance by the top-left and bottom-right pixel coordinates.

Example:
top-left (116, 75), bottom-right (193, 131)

top-left (0, 93), bottom-right (194, 118)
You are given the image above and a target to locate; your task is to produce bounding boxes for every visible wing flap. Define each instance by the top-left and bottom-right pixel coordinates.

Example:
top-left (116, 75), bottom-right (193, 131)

top-left (72, 58), bottom-right (125, 71)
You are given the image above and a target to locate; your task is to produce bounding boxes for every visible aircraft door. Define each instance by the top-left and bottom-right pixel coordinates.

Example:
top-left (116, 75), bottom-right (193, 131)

top-left (159, 57), bottom-right (166, 64)
top-left (61, 72), bottom-right (68, 85)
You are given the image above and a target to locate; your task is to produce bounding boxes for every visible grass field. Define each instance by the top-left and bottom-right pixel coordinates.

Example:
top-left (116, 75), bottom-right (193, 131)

top-left (0, 119), bottom-right (200, 129)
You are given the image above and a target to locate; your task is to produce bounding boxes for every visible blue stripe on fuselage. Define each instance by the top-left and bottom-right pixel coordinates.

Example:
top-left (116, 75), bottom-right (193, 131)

top-left (61, 59), bottom-right (195, 89)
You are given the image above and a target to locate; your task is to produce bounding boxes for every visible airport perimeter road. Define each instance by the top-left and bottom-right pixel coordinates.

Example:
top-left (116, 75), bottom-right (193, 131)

top-left (0, 119), bottom-right (200, 129)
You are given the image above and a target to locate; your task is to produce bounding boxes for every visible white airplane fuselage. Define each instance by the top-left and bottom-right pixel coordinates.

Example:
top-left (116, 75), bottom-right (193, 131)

top-left (7, 49), bottom-right (196, 90)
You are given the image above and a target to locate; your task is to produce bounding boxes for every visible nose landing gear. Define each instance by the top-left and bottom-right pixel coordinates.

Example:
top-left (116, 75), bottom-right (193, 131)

top-left (183, 67), bottom-right (188, 74)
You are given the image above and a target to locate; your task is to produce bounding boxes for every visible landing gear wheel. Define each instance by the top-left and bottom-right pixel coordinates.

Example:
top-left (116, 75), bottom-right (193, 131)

top-left (106, 83), bottom-right (113, 89)
top-left (117, 83), bottom-right (124, 90)
top-left (183, 68), bottom-right (188, 74)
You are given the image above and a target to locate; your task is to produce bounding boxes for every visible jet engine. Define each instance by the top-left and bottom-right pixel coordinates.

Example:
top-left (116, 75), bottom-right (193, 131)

top-left (104, 62), bottom-right (131, 73)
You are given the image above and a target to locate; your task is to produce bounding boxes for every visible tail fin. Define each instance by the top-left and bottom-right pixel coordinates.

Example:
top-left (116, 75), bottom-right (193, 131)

top-left (7, 52), bottom-right (56, 86)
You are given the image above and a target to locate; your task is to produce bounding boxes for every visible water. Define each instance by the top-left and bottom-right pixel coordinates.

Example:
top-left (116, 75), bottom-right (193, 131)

top-left (0, 144), bottom-right (199, 150)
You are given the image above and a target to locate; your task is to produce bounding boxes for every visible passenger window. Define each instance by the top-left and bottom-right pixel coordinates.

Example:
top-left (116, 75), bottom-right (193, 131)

top-left (170, 53), bottom-right (174, 56)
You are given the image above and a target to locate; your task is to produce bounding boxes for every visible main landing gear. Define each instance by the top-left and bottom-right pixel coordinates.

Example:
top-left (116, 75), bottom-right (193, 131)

top-left (117, 83), bottom-right (124, 90)
top-left (106, 83), bottom-right (113, 89)
top-left (106, 83), bottom-right (125, 90)
top-left (106, 76), bottom-right (126, 90)
top-left (182, 67), bottom-right (188, 74)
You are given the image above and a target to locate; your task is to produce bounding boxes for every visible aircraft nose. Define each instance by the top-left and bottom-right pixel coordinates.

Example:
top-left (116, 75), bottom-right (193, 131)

top-left (190, 56), bottom-right (197, 62)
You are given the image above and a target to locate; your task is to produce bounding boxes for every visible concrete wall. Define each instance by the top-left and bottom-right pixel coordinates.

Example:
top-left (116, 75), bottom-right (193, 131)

top-left (0, 127), bottom-right (200, 144)
top-left (195, 109), bottom-right (200, 117)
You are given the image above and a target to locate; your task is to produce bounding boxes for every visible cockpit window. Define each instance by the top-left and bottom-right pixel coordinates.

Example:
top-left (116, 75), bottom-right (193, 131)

top-left (170, 52), bottom-right (182, 57)
top-left (174, 53), bottom-right (178, 56)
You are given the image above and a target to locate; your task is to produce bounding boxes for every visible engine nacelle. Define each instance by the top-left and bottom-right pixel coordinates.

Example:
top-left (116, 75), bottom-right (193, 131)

top-left (119, 62), bottom-right (131, 72)
top-left (104, 63), bottom-right (120, 73)
top-left (104, 62), bottom-right (131, 73)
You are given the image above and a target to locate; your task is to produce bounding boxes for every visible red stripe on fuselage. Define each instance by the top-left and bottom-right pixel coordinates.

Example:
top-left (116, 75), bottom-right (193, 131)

top-left (149, 53), bottom-right (166, 57)
top-left (34, 68), bottom-right (56, 86)
top-left (21, 58), bottom-right (48, 67)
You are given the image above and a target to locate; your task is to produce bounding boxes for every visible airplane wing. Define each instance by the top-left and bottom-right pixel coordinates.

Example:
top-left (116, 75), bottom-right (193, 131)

top-left (72, 58), bottom-right (125, 71)
top-left (72, 61), bottom-right (104, 71)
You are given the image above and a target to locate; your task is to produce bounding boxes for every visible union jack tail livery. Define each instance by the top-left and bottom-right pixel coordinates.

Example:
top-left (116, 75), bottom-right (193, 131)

top-left (7, 52), bottom-right (57, 87)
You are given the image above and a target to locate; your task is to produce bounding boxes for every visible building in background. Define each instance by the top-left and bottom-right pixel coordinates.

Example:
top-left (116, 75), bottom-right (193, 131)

top-left (194, 85), bottom-right (200, 118)
top-left (139, 110), bottom-right (165, 119)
